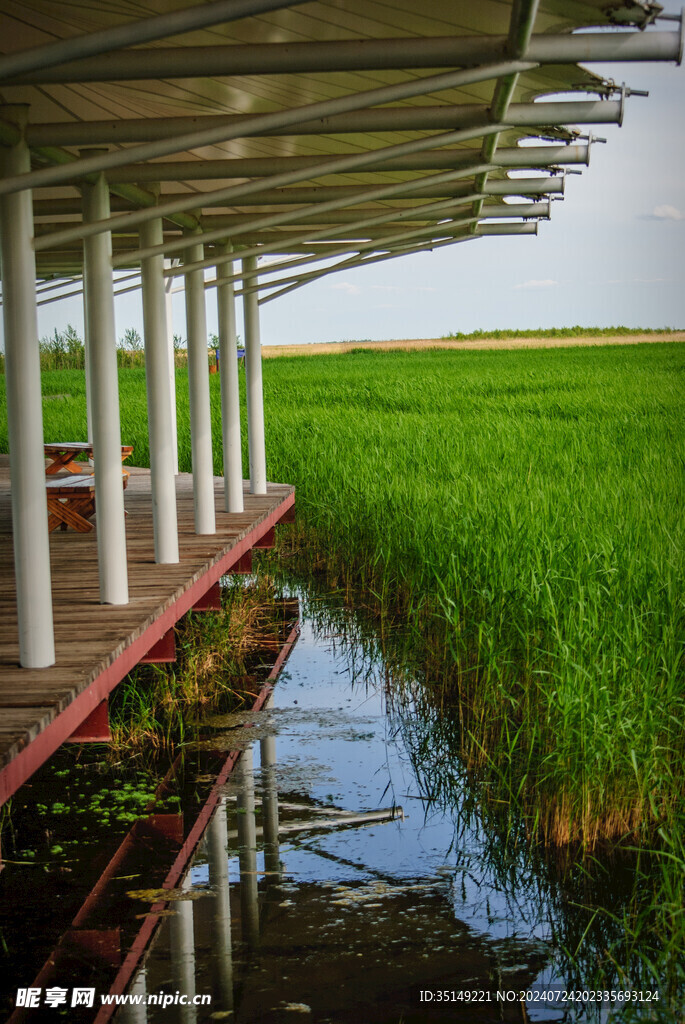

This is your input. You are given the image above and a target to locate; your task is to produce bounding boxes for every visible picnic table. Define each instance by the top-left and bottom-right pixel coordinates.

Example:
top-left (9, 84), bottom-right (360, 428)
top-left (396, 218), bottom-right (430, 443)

top-left (46, 472), bottom-right (130, 532)
top-left (44, 443), bottom-right (134, 532)
top-left (44, 442), bottom-right (134, 475)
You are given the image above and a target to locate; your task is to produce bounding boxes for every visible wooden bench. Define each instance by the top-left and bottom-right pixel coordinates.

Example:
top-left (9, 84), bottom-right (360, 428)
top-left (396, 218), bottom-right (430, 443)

top-left (46, 471), bottom-right (130, 533)
top-left (44, 442), bottom-right (134, 475)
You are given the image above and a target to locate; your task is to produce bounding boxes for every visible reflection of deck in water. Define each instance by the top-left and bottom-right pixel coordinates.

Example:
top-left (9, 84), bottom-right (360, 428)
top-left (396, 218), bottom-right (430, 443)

top-left (0, 457), bottom-right (294, 807)
top-left (4, 606), bottom-right (301, 1024)
top-left (138, 740), bottom-right (544, 1024)
top-left (1, 594), bottom-right (555, 1024)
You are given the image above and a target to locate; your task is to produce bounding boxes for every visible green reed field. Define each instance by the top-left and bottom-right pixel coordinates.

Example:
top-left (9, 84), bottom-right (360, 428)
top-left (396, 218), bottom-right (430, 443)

top-left (1, 342), bottom-right (683, 848)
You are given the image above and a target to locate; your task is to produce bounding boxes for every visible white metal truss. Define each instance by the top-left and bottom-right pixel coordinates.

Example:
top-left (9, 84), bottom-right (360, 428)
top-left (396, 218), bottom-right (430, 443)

top-left (0, 0), bottom-right (681, 664)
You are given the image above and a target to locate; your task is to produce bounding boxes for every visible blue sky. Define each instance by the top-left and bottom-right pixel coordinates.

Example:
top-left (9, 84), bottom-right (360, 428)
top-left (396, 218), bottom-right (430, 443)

top-left (35, 13), bottom-right (685, 347)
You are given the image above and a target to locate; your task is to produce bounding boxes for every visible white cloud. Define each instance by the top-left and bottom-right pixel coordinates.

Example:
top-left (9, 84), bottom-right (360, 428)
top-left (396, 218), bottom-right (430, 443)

top-left (329, 281), bottom-right (361, 296)
top-left (651, 204), bottom-right (682, 221)
top-left (513, 279), bottom-right (559, 290)
top-left (370, 284), bottom-right (438, 293)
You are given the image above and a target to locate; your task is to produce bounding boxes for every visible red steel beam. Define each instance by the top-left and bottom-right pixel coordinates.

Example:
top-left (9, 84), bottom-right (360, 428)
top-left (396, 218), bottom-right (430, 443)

top-left (65, 699), bottom-right (112, 743)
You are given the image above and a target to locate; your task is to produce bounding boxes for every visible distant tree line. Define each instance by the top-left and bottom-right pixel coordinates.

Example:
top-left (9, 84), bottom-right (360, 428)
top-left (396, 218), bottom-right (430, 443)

top-left (0, 325), bottom-right (232, 373)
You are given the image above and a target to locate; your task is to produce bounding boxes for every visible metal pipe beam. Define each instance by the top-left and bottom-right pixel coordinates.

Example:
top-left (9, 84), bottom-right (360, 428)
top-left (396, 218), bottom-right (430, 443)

top-left (82, 173), bottom-right (129, 604)
top-left (184, 233), bottom-right (216, 535)
top-left (21, 99), bottom-right (622, 149)
top-left (476, 221), bottom-right (538, 235)
top-left (36, 124), bottom-right (505, 254)
top-left (241, 215), bottom-right (482, 296)
top-left (104, 144), bottom-right (589, 184)
top-left (199, 196), bottom-right (486, 292)
top-left (140, 218), bottom-right (180, 564)
top-left (121, 164), bottom-right (496, 269)
top-left (0, 127), bottom-right (55, 668)
top-left (0, 0), bottom-right (310, 82)
top-left (6, 28), bottom-right (681, 84)
top-left (216, 244), bottom-right (244, 514)
top-left (0, 61), bottom-right (536, 196)
top-left (258, 215), bottom-right (538, 305)
top-left (259, 234), bottom-right (480, 304)
top-left (196, 198), bottom-right (549, 231)
top-left (243, 256), bottom-right (267, 496)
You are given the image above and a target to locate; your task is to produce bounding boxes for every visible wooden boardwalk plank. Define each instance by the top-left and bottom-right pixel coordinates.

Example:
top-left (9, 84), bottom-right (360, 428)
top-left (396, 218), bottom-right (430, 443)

top-left (0, 457), bottom-right (294, 802)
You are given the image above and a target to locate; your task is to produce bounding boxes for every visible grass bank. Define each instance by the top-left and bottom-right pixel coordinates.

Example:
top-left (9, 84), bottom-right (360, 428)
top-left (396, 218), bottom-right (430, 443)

top-left (1, 342), bottom-right (682, 848)
top-left (260, 344), bottom-right (684, 848)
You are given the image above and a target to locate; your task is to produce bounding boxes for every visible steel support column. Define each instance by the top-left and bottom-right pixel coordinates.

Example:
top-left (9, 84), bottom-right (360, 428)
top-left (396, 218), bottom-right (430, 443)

top-left (140, 217), bottom-right (179, 563)
top-left (236, 748), bottom-right (260, 948)
top-left (242, 256), bottom-right (267, 496)
top-left (164, 262), bottom-right (179, 474)
top-left (169, 874), bottom-right (198, 1024)
top-left (260, 724), bottom-right (281, 880)
top-left (216, 244), bottom-right (244, 513)
top-left (0, 123), bottom-right (55, 667)
top-left (207, 799), bottom-right (234, 1011)
top-left (82, 172), bottom-right (129, 604)
top-left (184, 232), bottom-right (216, 534)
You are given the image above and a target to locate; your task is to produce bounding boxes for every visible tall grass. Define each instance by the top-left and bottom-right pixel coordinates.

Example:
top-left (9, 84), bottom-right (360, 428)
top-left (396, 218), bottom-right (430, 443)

top-left (0, 343), bottom-right (682, 847)
top-left (1, 341), bottom-right (680, 1005)
top-left (259, 345), bottom-right (684, 848)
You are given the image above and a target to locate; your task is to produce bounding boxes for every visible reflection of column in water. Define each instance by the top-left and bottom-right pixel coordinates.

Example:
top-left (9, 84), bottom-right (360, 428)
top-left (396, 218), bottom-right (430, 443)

top-left (236, 747), bottom-right (260, 948)
top-left (118, 969), bottom-right (147, 1024)
top-left (260, 729), bottom-right (281, 882)
top-left (169, 874), bottom-right (197, 1024)
top-left (207, 797), bottom-right (233, 1011)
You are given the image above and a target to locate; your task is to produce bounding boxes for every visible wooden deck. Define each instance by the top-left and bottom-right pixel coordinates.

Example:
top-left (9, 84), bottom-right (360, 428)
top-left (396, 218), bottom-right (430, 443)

top-left (0, 456), bottom-right (294, 805)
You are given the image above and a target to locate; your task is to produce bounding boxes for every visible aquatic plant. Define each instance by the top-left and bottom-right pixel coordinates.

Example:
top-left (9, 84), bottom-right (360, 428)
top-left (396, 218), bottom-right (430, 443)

top-left (108, 579), bottom-right (295, 754)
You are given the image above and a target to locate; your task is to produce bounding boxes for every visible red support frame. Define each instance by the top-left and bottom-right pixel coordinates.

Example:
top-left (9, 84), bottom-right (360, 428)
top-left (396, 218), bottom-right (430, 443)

top-left (66, 699), bottom-right (112, 743)
top-left (191, 580), bottom-right (222, 611)
top-left (138, 628), bottom-right (176, 664)
top-left (254, 526), bottom-right (275, 549)
top-left (0, 492), bottom-right (295, 808)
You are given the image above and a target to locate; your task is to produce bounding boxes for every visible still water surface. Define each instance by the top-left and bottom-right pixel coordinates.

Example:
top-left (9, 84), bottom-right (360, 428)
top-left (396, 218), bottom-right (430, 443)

top-left (129, 598), bottom-right (598, 1024)
top-left (1, 588), bottom-right (658, 1022)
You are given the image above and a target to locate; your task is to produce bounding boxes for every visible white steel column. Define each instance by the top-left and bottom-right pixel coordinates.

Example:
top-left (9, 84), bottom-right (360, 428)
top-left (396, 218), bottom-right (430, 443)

top-left (184, 231), bottom-right (216, 534)
top-left (236, 747), bottom-right (260, 948)
top-left (140, 218), bottom-right (179, 563)
top-left (84, 284), bottom-right (94, 444)
top-left (0, 123), bottom-right (55, 668)
top-left (117, 970), bottom-right (147, 1024)
top-left (260, 725), bottom-right (281, 881)
top-left (82, 172), bottom-right (129, 604)
top-left (216, 244), bottom-right (244, 513)
top-left (169, 873), bottom-right (198, 1024)
top-left (242, 256), bottom-right (267, 495)
top-left (207, 798), bottom-right (234, 1012)
top-left (164, 261), bottom-right (179, 474)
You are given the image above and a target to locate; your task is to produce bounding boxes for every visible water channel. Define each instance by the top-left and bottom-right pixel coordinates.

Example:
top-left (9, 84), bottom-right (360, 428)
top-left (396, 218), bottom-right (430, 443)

top-left (0, 582), bottom-right (668, 1023)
